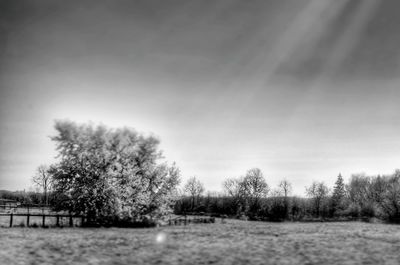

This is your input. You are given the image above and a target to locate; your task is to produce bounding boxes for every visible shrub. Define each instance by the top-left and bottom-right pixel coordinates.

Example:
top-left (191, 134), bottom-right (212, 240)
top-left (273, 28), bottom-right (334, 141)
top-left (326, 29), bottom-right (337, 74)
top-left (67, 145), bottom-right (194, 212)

top-left (343, 203), bottom-right (361, 218)
top-left (360, 203), bottom-right (376, 218)
top-left (267, 198), bottom-right (287, 222)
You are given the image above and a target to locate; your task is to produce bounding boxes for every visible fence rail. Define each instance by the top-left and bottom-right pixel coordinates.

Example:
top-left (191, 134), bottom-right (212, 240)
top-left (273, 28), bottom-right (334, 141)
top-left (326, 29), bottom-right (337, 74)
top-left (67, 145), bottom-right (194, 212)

top-left (167, 215), bottom-right (216, 226)
top-left (0, 213), bottom-right (216, 228)
top-left (0, 213), bottom-right (85, 228)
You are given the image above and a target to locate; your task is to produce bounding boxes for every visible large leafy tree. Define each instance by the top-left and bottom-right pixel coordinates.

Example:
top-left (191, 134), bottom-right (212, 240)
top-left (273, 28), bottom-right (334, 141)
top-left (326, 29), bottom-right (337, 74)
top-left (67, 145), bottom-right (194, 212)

top-left (49, 120), bottom-right (180, 221)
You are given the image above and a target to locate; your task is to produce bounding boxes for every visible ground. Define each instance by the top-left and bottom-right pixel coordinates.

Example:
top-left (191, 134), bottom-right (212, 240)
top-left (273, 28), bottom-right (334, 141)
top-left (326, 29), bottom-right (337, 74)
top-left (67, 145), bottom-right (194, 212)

top-left (0, 220), bottom-right (399, 265)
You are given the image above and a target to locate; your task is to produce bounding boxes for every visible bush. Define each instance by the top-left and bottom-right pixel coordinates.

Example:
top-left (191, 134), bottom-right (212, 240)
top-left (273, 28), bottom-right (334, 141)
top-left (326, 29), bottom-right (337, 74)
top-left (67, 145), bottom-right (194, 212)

top-left (267, 200), bottom-right (287, 222)
top-left (360, 203), bottom-right (376, 218)
top-left (82, 215), bottom-right (158, 228)
top-left (387, 215), bottom-right (400, 223)
top-left (343, 203), bottom-right (361, 218)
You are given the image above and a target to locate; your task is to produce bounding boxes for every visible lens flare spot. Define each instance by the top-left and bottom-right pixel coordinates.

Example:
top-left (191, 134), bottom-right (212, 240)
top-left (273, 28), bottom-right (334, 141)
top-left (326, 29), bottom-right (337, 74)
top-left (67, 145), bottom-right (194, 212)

top-left (156, 232), bottom-right (167, 244)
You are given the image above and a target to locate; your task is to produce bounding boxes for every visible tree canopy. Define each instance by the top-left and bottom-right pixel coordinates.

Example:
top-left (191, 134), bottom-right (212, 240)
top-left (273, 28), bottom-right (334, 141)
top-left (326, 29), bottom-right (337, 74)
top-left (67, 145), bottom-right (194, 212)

top-left (49, 120), bottom-right (180, 221)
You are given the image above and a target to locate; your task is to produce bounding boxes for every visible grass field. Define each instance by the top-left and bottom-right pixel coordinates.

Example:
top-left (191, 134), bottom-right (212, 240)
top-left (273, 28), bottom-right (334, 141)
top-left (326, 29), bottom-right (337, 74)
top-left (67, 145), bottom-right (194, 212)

top-left (1, 220), bottom-right (399, 265)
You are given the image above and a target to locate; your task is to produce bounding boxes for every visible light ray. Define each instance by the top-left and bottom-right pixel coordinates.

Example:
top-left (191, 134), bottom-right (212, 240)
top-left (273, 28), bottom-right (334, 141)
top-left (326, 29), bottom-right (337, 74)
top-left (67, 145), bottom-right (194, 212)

top-left (283, 0), bottom-right (380, 138)
top-left (318, 0), bottom-right (380, 80)
top-left (256, 0), bottom-right (347, 80)
top-left (220, 0), bottom-right (349, 128)
top-left (236, 0), bottom-right (339, 81)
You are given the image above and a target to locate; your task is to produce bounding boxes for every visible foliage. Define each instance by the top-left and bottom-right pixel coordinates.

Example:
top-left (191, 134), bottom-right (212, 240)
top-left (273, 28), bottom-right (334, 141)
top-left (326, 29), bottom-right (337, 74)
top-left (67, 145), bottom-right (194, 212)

top-left (174, 169), bottom-right (400, 223)
top-left (331, 174), bottom-right (348, 216)
top-left (48, 120), bottom-right (180, 221)
top-left (0, 190), bottom-right (43, 204)
top-left (343, 170), bottom-right (400, 221)
top-left (264, 190), bottom-right (287, 221)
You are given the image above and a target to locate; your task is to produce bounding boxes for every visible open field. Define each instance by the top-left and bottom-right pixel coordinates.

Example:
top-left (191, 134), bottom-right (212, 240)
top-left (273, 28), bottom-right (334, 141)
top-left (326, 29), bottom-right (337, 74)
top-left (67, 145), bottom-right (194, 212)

top-left (0, 220), bottom-right (399, 265)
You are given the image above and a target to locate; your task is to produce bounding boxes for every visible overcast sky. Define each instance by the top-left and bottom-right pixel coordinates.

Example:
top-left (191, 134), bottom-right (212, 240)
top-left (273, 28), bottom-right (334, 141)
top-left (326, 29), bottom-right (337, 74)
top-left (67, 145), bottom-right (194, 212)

top-left (1, 0), bottom-right (400, 195)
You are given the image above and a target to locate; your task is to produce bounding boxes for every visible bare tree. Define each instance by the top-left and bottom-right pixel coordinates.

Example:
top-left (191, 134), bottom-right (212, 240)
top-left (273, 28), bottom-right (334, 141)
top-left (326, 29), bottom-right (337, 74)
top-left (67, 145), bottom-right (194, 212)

top-left (279, 179), bottom-right (292, 218)
top-left (347, 173), bottom-right (372, 207)
top-left (243, 168), bottom-right (269, 198)
top-left (306, 181), bottom-right (329, 217)
top-left (279, 179), bottom-right (292, 198)
top-left (184, 176), bottom-right (205, 211)
top-left (242, 168), bottom-right (269, 212)
top-left (223, 177), bottom-right (245, 198)
top-left (222, 169), bottom-right (268, 216)
top-left (32, 164), bottom-right (52, 205)
top-left (223, 177), bottom-right (247, 214)
top-left (372, 170), bottom-right (400, 220)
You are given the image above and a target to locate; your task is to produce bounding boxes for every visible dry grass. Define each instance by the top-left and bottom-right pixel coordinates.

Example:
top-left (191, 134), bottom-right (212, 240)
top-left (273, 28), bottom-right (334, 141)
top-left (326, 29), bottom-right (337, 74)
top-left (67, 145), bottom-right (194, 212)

top-left (0, 220), bottom-right (399, 265)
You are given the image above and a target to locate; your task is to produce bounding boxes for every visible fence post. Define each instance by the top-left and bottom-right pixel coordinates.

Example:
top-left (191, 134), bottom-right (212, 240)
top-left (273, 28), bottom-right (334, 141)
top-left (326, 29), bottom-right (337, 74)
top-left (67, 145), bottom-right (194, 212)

top-left (27, 214), bottom-right (30, 227)
top-left (10, 213), bottom-right (13, 227)
top-left (69, 214), bottom-right (73, 227)
top-left (81, 216), bottom-right (84, 227)
top-left (184, 215), bottom-right (187, 225)
top-left (42, 215), bottom-right (45, 227)
top-left (56, 215), bottom-right (60, 227)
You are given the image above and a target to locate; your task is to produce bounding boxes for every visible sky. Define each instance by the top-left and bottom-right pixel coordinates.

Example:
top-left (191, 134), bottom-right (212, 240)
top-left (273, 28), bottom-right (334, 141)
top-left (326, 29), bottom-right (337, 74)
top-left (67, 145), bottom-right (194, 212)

top-left (1, 0), bottom-right (400, 195)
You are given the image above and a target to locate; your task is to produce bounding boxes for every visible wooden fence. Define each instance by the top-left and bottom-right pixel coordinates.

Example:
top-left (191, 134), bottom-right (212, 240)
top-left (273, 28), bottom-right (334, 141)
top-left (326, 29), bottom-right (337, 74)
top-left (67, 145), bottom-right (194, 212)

top-left (168, 215), bottom-right (216, 226)
top-left (0, 213), bottom-right (217, 228)
top-left (0, 213), bottom-right (84, 228)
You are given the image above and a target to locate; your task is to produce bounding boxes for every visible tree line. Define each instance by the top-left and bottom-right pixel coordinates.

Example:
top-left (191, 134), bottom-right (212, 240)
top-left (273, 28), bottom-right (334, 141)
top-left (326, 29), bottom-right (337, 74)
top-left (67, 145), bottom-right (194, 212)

top-left (0, 190), bottom-right (44, 205)
top-left (3, 120), bottom-right (399, 225)
top-left (175, 169), bottom-right (400, 223)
